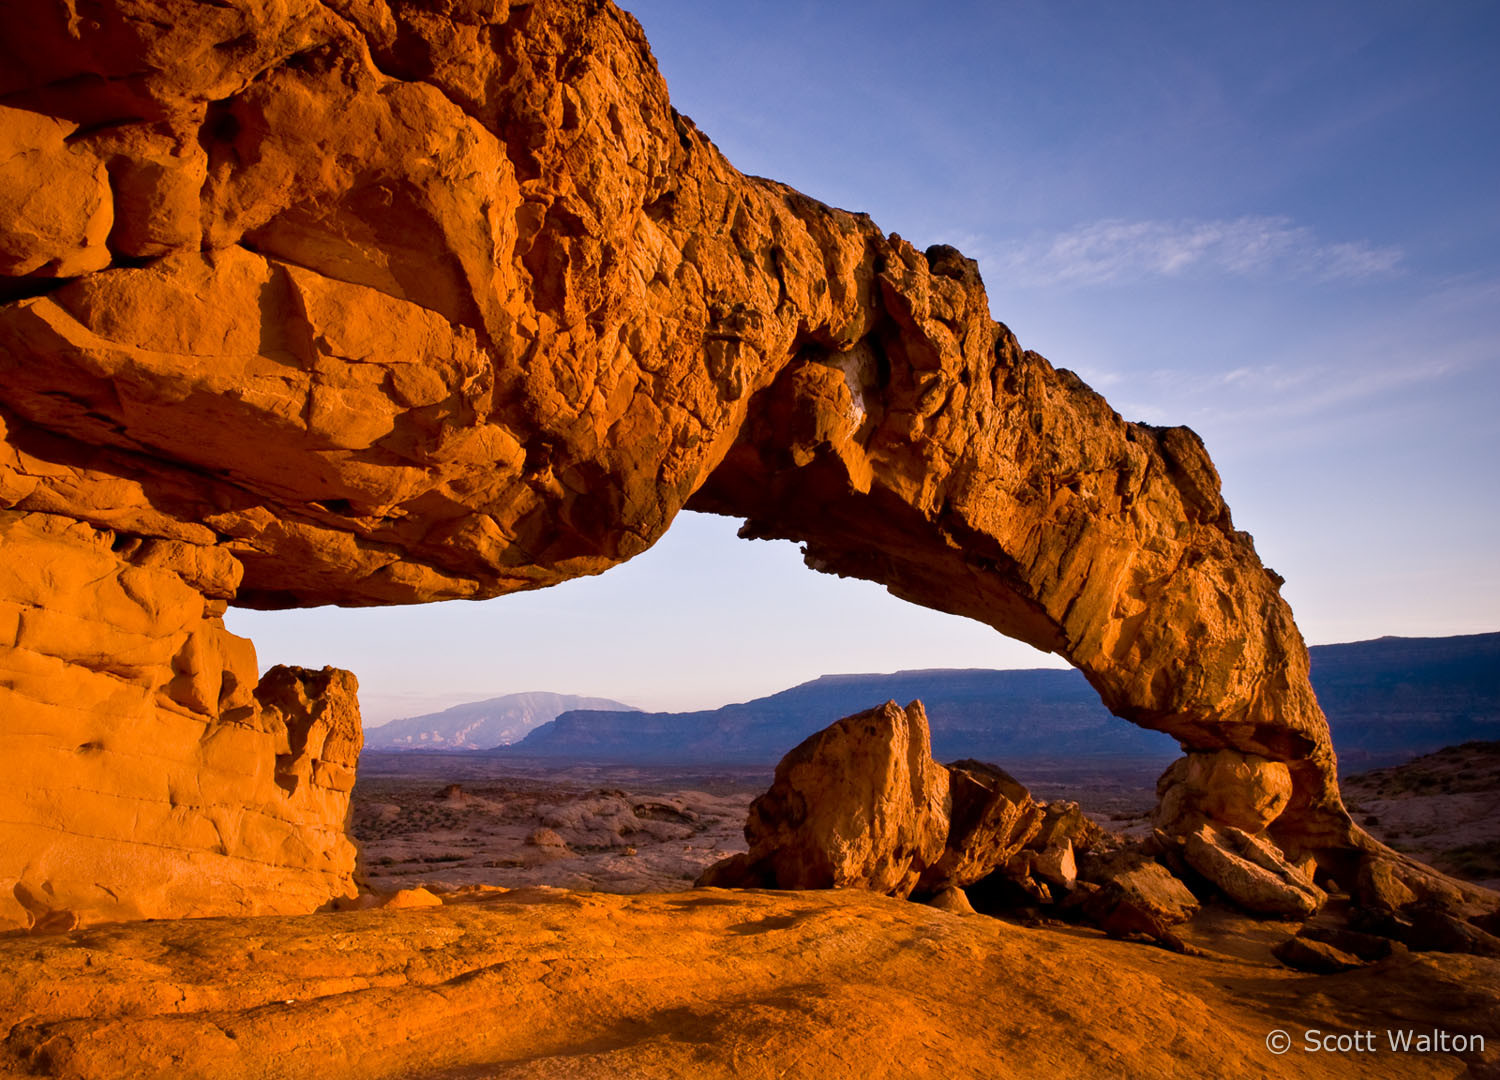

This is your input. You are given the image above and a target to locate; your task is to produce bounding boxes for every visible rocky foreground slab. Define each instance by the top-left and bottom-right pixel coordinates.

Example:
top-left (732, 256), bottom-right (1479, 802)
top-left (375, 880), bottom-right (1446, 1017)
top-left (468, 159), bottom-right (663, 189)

top-left (2, 888), bottom-right (1496, 1080)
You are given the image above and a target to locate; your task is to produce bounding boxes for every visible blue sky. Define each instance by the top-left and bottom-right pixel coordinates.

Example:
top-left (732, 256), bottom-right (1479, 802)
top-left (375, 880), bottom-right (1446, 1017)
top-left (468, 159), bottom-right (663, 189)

top-left (231, 1), bottom-right (1500, 723)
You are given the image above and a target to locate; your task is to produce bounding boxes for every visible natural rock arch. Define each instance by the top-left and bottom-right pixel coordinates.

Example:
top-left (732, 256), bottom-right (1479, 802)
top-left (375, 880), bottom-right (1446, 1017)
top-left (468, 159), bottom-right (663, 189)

top-left (0, 0), bottom-right (1480, 926)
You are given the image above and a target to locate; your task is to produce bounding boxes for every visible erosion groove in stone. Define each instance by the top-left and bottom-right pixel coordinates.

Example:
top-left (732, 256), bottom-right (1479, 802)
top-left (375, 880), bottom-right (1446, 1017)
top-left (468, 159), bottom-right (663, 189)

top-left (0, 0), bottom-right (1486, 927)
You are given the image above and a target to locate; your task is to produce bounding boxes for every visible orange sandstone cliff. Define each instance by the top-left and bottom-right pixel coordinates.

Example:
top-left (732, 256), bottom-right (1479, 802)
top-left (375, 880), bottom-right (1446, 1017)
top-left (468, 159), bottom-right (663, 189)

top-left (0, 0), bottom-right (1472, 929)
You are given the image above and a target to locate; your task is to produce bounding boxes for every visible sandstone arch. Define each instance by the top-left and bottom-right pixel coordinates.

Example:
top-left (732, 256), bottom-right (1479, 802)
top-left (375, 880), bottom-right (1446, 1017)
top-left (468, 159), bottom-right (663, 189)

top-left (0, 0), bottom-right (1482, 927)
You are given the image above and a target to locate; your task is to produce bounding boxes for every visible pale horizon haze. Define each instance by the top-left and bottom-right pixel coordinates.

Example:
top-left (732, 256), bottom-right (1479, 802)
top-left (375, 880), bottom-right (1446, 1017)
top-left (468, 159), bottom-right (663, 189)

top-left (229, 1), bottom-right (1500, 726)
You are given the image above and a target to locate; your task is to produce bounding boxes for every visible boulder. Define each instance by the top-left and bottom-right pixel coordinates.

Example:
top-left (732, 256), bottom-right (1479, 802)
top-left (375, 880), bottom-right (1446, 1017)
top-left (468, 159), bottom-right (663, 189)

top-left (1296, 926), bottom-right (1405, 963)
top-left (1352, 853), bottom-right (1485, 917)
top-left (965, 854), bottom-right (1053, 912)
top-left (1355, 857), bottom-right (1421, 912)
top-left (1079, 857), bottom-right (1200, 941)
top-left (1031, 801), bottom-right (1101, 852)
top-left (1353, 906), bottom-right (1500, 958)
top-left (961, 807), bottom-right (1127, 914)
top-left (918, 759), bottom-right (1042, 893)
top-left (1153, 750), bottom-right (1293, 835)
top-left (1272, 936), bottom-right (1365, 974)
top-left (382, 888), bottom-right (444, 910)
top-left (1032, 840), bottom-right (1078, 890)
top-left (697, 701), bottom-right (949, 898)
top-left (1179, 825), bottom-right (1325, 918)
top-left (926, 886), bottom-right (977, 916)
top-left (699, 702), bottom-right (1064, 902)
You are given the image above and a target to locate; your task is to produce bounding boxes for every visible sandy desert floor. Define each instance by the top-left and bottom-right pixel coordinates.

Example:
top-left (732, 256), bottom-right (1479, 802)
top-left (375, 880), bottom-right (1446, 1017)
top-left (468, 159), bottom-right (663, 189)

top-left (1342, 743), bottom-right (1500, 890)
top-left (350, 748), bottom-right (1500, 899)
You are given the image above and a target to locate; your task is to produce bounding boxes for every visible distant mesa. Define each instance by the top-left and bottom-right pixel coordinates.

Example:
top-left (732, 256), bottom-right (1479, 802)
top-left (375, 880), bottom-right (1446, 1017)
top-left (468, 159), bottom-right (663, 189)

top-left (366, 692), bottom-right (639, 751)
top-left (507, 632), bottom-right (1500, 767)
top-left (514, 666), bottom-right (1171, 763)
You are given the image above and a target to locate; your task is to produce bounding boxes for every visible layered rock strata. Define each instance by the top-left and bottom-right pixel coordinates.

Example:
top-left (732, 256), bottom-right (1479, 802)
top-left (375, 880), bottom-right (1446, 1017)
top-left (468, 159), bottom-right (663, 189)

top-left (0, 511), bottom-right (360, 930)
top-left (0, 0), bottom-right (1485, 921)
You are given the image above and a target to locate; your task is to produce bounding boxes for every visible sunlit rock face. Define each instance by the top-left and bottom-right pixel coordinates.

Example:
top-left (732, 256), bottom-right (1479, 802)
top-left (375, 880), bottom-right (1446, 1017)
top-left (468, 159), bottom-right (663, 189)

top-left (0, 0), bottom-right (1438, 925)
top-left (698, 701), bottom-right (954, 897)
top-left (0, 512), bottom-right (360, 931)
top-left (1154, 750), bottom-right (1295, 836)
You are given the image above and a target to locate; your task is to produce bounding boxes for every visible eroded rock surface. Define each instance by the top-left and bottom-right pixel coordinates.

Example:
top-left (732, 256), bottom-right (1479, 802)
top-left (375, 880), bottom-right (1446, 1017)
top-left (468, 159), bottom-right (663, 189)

top-left (919, 758), bottom-right (1043, 893)
top-left (5, 889), bottom-right (1498, 1080)
top-left (1154, 749), bottom-right (1294, 836)
top-left (1078, 856), bottom-right (1202, 943)
top-left (0, 512), bottom-right (360, 930)
top-left (1178, 824), bottom-right (1326, 919)
top-left (0, 0), bottom-right (1486, 922)
top-left (698, 701), bottom-right (950, 897)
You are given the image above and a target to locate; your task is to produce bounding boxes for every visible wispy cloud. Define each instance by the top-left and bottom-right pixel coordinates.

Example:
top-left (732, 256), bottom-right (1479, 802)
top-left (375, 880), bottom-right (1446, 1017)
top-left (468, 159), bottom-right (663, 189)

top-left (990, 216), bottom-right (1402, 287)
top-left (1101, 354), bottom-right (1465, 432)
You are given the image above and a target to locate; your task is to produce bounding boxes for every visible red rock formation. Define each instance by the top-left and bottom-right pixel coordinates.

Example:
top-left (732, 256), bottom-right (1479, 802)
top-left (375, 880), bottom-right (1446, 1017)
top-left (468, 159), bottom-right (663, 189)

top-left (699, 701), bottom-right (951, 897)
top-left (0, 512), bottom-right (360, 930)
top-left (1154, 749), bottom-right (1294, 835)
top-left (0, 0), bottom-right (1486, 924)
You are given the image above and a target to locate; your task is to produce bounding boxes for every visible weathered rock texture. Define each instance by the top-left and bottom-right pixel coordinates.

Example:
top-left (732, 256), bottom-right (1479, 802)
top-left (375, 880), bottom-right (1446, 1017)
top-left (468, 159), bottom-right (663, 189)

top-left (697, 701), bottom-right (951, 897)
top-left (919, 758), bottom-right (1042, 893)
top-left (1078, 857), bottom-right (1201, 943)
top-left (0, 511), bottom-right (360, 930)
top-left (696, 701), bottom-right (1070, 899)
top-left (1178, 824), bottom-right (1326, 918)
top-left (1154, 749), bottom-right (1294, 836)
top-left (6, 889), bottom-right (1499, 1080)
top-left (0, 0), bottom-right (1483, 922)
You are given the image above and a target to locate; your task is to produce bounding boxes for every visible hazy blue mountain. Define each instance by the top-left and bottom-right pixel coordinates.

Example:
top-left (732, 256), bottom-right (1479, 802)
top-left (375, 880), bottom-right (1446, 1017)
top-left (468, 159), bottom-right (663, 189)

top-left (513, 668), bottom-right (1175, 764)
top-left (506, 633), bottom-right (1500, 767)
top-left (367, 692), bottom-right (639, 751)
top-left (1308, 632), bottom-right (1500, 769)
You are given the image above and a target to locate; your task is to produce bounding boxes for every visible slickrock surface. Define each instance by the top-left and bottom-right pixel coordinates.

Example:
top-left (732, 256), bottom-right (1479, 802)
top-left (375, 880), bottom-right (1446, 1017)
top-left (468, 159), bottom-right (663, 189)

top-left (0, 0), bottom-right (1488, 922)
top-left (1, 890), bottom-right (1496, 1080)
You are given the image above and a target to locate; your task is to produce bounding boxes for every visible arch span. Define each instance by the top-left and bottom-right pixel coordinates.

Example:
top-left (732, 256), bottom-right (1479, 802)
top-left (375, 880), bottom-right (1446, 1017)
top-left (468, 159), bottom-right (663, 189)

top-left (0, 0), bottom-right (1478, 925)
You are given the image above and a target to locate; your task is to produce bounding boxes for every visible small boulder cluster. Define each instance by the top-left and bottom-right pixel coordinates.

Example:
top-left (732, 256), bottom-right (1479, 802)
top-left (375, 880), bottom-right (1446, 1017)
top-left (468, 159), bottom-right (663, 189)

top-left (698, 700), bottom-right (1146, 934)
top-left (697, 700), bottom-right (1500, 967)
top-left (697, 703), bottom-right (1069, 901)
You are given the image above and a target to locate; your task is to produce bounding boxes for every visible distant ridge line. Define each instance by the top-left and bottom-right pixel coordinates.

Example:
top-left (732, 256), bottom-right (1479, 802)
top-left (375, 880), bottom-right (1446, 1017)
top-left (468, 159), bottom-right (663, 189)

top-left (500, 632), bottom-right (1500, 767)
